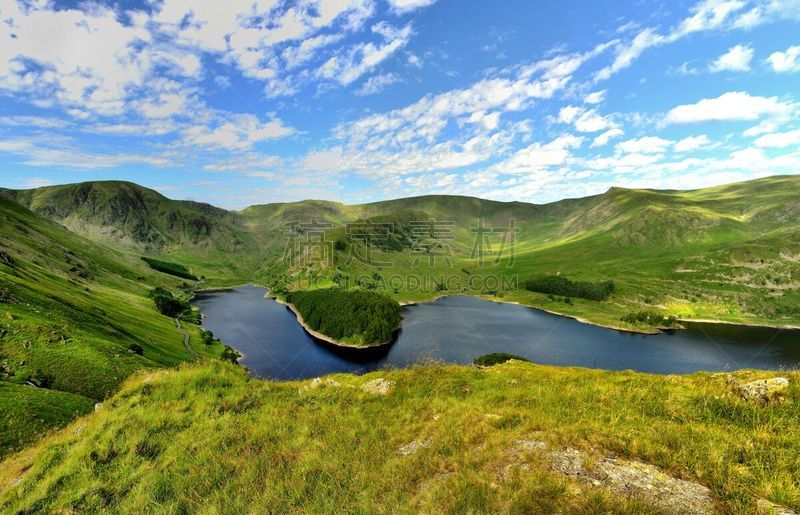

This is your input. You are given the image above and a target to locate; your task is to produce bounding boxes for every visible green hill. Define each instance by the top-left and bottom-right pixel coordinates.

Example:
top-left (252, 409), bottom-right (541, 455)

top-left (1, 361), bottom-right (798, 513)
top-left (0, 196), bottom-right (224, 457)
top-left (0, 181), bottom-right (256, 284)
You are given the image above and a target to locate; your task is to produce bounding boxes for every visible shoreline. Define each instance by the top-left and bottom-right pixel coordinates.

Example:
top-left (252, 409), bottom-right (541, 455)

top-left (198, 284), bottom-right (800, 337)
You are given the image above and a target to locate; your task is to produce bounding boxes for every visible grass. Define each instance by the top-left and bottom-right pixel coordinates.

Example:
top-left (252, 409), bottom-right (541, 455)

top-left (0, 382), bottom-right (94, 460)
top-left (0, 361), bottom-right (798, 513)
top-left (1, 175), bottom-right (799, 510)
top-left (474, 353), bottom-right (530, 367)
top-left (0, 196), bottom-right (225, 455)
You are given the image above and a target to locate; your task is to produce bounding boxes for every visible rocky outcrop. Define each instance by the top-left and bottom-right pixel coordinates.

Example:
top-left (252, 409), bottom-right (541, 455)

top-left (510, 437), bottom-right (713, 514)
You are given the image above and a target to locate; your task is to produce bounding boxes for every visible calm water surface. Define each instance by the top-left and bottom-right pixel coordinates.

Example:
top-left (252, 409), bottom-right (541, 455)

top-left (193, 286), bottom-right (800, 380)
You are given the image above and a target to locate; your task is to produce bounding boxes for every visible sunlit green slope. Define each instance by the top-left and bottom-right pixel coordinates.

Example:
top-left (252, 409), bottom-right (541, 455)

top-left (0, 196), bottom-right (220, 457)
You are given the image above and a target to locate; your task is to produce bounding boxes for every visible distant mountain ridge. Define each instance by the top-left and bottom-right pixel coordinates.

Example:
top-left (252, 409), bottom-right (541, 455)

top-left (3, 175), bottom-right (799, 330)
top-left (8, 176), bottom-right (798, 254)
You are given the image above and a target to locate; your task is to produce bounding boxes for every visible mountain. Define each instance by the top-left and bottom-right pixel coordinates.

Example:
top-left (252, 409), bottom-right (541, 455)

top-left (3, 176), bottom-right (800, 329)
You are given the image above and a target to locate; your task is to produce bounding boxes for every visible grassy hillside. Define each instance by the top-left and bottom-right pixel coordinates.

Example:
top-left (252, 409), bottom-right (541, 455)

top-left (0, 196), bottom-right (224, 457)
top-left (0, 181), bottom-right (255, 284)
top-left (5, 176), bottom-right (800, 330)
top-left (1, 361), bottom-right (797, 513)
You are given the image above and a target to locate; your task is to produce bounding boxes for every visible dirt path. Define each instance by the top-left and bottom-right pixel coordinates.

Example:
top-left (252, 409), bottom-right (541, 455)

top-left (174, 318), bottom-right (199, 360)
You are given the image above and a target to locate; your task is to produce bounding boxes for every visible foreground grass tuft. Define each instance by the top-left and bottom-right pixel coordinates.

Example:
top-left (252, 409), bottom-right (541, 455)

top-left (1, 361), bottom-right (798, 513)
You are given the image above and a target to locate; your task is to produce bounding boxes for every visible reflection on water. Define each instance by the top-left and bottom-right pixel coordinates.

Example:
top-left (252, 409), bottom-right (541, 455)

top-left (193, 286), bottom-right (800, 380)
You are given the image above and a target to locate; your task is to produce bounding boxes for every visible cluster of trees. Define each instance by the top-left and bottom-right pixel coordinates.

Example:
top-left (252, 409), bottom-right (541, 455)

top-left (621, 311), bottom-right (679, 327)
top-left (473, 353), bottom-right (529, 367)
top-left (149, 287), bottom-right (191, 318)
top-left (524, 275), bottom-right (615, 301)
top-left (286, 288), bottom-right (402, 346)
top-left (141, 257), bottom-right (198, 281)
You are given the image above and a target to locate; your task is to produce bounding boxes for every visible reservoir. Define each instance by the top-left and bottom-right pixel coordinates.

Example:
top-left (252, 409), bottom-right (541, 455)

top-left (194, 285), bottom-right (800, 379)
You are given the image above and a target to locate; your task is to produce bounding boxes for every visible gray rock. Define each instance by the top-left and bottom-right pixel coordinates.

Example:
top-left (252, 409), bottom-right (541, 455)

top-left (511, 438), bottom-right (713, 514)
top-left (299, 377), bottom-right (341, 393)
top-left (397, 439), bottom-right (431, 456)
top-left (361, 378), bottom-right (394, 395)
top-left (734, 378), bottom-right (790, 404)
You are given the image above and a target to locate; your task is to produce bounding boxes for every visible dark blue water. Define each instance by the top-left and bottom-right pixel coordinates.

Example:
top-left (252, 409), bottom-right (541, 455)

top-left (194, 286), bottom-right (800, 379)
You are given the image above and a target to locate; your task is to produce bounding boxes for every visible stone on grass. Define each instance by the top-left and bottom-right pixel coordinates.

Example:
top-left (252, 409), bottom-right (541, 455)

top-left (734, 378), bottom-right (790, 404)
top-left (397, 439), bottom-right (431, 456)
top-left (299, 377), bottom-right (341, 393)
top-left (361, 378), bottom-right (394, 395)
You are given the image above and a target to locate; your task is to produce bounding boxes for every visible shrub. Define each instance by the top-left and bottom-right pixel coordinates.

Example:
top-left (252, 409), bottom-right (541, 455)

top-left (134, 440), bottom-right (160, 460)
top-left (0, 251), bottom-right (15, 267)
top-left (201, 330), bottom-right (216, 345)
top-left (150, 288), bottom-right (190, 318)
top-left (474, 353), bottom-right (530, 367)
top-left (221, 345), bottom-right (241, 364)
top-left (621, 310), bottom-right (679, 327)
top-left (26, 370), bottom-right (52, 388)
top-left (523, 275), bottom-right (614, 301)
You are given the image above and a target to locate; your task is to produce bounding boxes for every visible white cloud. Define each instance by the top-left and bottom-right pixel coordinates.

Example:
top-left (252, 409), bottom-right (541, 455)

top-left (0, 137), bottom-right (173, 169)
top-left (356, 73), bottom-right (401, 95)
top-left (0, 4), bottom-right (157, 115)
top-left (182, 114), bottom-right (294, 150)
top-left (754, 129), bottom-right (800, 147)
top-left (491, 135), bottom-right (584, 175)
top-left (407, 53), bottom-right (423, 68)
top-left (664, 91), bottom-right (787, 124)
top-left (386, 0), bottom-right (438, 13)
top-left (558, 106), bottom-right (582, 124)
top-left (336, 49), bottom-right (599, 148)
top-left (709, 44), bottom-right (754, 72)
top-left (591, 128), bottom-right (624, 147)
top-left (203, 153), bottom-right (283, 173)
top-left (558, 106), bottom-right (616, 133)
top-left (616, 136), bottom-right (672, 154)
top-left (583, 90), bottom-right (606, 104)
top-left (594, 0), bottom-right (800, 81)
top-left (674, 135), bottom-right (711, 152)
top-left (767, 45), bottom-right (800, 72)
top-left (318, 24), bottom-right (412, 85)
top-left (282, 33), bottom-right (345, 69)
top-left (17, 177), bottom-right (55, 189)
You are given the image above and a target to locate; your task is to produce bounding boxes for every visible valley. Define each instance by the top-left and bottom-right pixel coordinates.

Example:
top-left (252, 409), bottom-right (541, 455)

top-left (0, 176), bottom-right (799, 513)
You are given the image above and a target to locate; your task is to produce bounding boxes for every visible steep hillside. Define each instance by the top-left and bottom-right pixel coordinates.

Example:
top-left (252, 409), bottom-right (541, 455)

top-left (1, 361), bottom-right (797, 513)
top-left (0, 182), bottom-right (256, 283)
top-left (0, 196), bottom-right (223, 457)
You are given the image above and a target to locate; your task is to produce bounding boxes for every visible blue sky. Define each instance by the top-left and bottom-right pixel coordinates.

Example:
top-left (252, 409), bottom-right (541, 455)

top-left (0, 0), bottom-right (799, 209)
